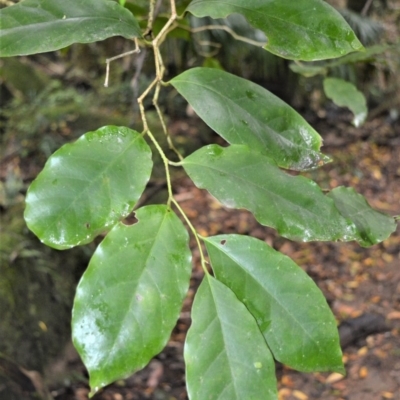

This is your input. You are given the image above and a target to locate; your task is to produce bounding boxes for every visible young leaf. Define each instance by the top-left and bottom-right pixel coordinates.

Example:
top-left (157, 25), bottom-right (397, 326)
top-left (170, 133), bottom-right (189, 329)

top-left (323, 77), bottom-right (367, 127)
top-left (186, 0), bottom-right (364, 61)
top-left (204, 234), bottom-right (344, 373)
top-left (182, 144), bottom-right (356, 243)
top-left (72, 205), bottom-right (192, 395)
top-left (0, 0), bottom-right (142, 57)
top-left (185, 275), bottom-right (277, 400)
top-left (328, 186), bottom-right (396, 247)
top-left (24, 126), bottom-right (152, 250)
top-left (171, 67), bottom-right (330, 171)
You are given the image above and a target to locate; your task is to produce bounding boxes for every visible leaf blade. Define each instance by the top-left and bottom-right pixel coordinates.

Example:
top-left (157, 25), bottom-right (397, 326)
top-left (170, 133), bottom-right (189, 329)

top-left (24, 126), bottom-right (152, 249)
top-left (0, 0), bottom-right (141, 57)
top-left (328, 186), bottom-right (397, 247)
top-left (186, 0), bottom-right (363, 61)
top-left (185, 275), bottom-right (277, 400)
top-left (323, 77), bottom-right (368, 127)
top-left (182, 144), bottom-right (356, 242)
top-left (171, 67), bottom-right (330, 171)
top-left (72, 205), bottom-right (192, 394)
top-left (204, 234), bottom-right (344, 373)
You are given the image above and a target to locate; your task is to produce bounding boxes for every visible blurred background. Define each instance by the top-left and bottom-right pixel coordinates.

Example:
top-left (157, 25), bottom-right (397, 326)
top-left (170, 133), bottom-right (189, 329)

top-left (0, 0), bottom-right (399, 399)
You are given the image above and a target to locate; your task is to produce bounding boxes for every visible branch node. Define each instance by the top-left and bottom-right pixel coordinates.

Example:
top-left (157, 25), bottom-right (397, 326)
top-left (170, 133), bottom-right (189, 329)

top-left (104, 38), bottom-right (141, 87)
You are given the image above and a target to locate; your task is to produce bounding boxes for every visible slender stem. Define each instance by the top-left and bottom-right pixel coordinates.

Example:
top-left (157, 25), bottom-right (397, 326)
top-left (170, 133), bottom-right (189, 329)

top-left (137, 76), bottom-right (158, 132)
top-left (361, 0), bottom-right (374, 16)
top-left (172, 198), bottom-right (210, 274)
top-left (130, 48), bottom-right (147, 112)
top-left (104, 38), bottom-right (140, 87)
top-left (153, 0), bottom-right (177, 49)
top-left (153, 83), bottom-right (184, 160)
top-left (194, 40), bottom-right (222, 58)
top-left (144, 0), bottom-right (156, 36)
top-left (180, 24), bottom-right (267, 47)
top-left (136, 0), bottom-right (209, 275)
top-left (145, 129), bottom-right (174, 206)
top-left (168, 160), bottom-right (183, 167)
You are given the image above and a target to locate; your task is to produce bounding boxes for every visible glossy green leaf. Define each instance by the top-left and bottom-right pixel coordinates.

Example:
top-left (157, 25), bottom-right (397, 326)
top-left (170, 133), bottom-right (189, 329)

top-left (328, 187), bottom-right (397, 247)
top-left (24, 126), bottom-right (152, 250)
top-left (204, 234), bottom-right (344, 373)
top-left (171, 68), bottom-right (330, 171)
top-left (323, 78), bottom-right (367, 127)
top-left (0, 0), bottom-right (141, 57)
top-left (182, 144), bottom-right (356, 242)
top-left (72, 205), bottom-right (192, 395)
top-left (185, 275), bottom-right (277, 400)
top-left (186, 0), bottom-right (363, 61)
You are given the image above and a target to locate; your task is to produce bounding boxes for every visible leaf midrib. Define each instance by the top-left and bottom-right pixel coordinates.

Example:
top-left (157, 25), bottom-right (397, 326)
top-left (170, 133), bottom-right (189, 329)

top-left (103, 211), bottom-right (171, 369)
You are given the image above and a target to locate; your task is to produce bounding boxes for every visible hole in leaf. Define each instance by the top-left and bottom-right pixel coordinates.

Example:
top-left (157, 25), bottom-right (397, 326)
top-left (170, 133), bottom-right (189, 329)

top-left (122, 212), bottom-right (138, 225)
top-left (220, 239), bottom-right (227, 245)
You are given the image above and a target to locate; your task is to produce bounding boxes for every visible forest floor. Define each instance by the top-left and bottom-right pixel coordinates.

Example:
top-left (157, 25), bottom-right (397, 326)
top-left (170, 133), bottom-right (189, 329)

top-left (46, 112), bottom-right (400, 400)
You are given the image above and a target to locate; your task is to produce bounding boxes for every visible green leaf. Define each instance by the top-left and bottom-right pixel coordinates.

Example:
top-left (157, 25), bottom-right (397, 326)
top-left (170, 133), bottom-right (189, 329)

top-left (72, 205), bottom-right (192, 395)
top-left (24, 126), bottom-right (152, 250)
top-left (202, 57), bottom-right (225, 70)
top-left (185, 275), bottom-right (277, 400)
top-left (289, 63), bottom-right (328, 77)
top-left (182, 144), bottom-right (356, 242)
top-left (171, 68), bottom-right (330, 171)
top-left (323, 77), bottom-right (367, 127)
top-left (0, 0), bottom-right (142, 57)
top-left (186, 0), bottom-right (364, 61)
top-left (204, 234), bottom-right (344, 373)
top-left (328, 187), bottom-right (397, 247)
top-left (290, 44), bottom-right (400, 78)
top-left (329, 42), bottom-right (400, 65)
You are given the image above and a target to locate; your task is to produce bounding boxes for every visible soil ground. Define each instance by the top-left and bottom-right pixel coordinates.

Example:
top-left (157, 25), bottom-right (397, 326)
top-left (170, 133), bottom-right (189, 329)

top-left (47, 113), bottom-right (400, 400)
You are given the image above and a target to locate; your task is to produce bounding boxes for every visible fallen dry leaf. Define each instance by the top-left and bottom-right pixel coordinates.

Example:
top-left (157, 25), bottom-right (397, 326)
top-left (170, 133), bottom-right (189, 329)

top-left (359, 366), bottom-right (368, 378)
top-left (370, 295), bottom-right (381, 303)
top-left (281, 374), bottom-right (294, 387)
top-left (346, 280), bottom-right (359, 288)
top-left (374, 348), bottom-right (388, 359)
top-left (278, 388), bottom-right (292, 400)
top-left (292, 390), bottom-right (308, 400)
top-left (326, 372), bottom-right (345, 384)
top-left (357, 346), bottom-right (368, 356)
top-left (387, 311), bottom-right (400, 320)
